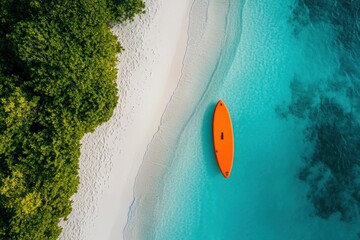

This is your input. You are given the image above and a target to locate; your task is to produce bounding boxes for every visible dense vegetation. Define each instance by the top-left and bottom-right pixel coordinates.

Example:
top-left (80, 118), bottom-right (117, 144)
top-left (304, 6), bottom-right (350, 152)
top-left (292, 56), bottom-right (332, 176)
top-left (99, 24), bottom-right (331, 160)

top-left (0, 0), bottom-right (144, 239)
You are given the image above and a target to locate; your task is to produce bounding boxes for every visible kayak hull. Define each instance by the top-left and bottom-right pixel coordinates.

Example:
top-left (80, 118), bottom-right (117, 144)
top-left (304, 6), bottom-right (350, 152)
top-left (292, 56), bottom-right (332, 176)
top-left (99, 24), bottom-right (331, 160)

top-left (212, 100), bottom-right (234, 178)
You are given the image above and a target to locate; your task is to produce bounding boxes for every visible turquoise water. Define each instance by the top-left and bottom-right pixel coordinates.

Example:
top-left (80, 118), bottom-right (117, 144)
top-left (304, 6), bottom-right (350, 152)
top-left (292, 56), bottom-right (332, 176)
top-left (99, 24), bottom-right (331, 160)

top-left (129, 0), bottom-right (360, 239)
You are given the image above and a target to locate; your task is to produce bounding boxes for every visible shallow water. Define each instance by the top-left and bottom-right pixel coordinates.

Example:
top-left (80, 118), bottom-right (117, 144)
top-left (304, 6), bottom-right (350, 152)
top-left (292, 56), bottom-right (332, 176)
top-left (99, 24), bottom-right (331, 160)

top-left (127, 0), bottom-right (360, 239)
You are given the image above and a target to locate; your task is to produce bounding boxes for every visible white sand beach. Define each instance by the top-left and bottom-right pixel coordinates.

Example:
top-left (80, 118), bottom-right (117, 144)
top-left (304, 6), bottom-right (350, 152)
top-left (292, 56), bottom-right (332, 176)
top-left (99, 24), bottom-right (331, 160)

top-left (59, 0), bottom-right (193, 239)
top-left (123, 0), bottom-right (230, 238)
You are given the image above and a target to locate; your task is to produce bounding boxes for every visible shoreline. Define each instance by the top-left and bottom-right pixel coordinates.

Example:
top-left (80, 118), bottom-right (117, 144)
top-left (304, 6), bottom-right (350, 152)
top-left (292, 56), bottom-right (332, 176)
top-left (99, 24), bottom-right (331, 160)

top-left (124, 0), bottom-right (231, 238)
top-left (59, 0), bottom-right (193, 239)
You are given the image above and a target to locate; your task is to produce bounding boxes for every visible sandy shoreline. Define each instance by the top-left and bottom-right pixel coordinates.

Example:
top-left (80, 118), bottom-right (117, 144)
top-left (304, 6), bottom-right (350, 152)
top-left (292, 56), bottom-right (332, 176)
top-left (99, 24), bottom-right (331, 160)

top-left (59, 0), bottom-right (192, 239)
top-left (124, 0), bottom-right (231, 238)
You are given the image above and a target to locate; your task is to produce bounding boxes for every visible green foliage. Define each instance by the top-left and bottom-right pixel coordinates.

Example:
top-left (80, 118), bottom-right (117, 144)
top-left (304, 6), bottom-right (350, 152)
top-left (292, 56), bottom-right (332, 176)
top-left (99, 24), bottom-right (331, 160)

top-left (0, 0), bottom-right (144, 239)
top-left (109, 0), bottom-right (146, 22)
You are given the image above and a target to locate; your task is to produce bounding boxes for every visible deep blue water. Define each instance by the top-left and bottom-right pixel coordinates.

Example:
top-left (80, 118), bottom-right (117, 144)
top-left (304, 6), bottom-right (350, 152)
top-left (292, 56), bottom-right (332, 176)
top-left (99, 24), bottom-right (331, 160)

top-left (128, 0), bottom-right (360, 239)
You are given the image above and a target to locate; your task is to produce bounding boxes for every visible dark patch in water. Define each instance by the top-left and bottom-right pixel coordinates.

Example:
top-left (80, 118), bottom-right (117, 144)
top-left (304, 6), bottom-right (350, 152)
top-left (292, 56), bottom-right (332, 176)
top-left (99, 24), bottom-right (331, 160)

top-left (201, 102), bottom-right (219, 176)
top-left (279, 0), bottom-right (360, 223)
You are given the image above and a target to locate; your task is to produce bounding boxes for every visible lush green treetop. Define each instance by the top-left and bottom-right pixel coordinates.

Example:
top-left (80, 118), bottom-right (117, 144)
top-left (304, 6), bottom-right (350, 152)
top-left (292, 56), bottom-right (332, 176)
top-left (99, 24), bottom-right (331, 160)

top-left (0, 0), bottom-right (144, 239)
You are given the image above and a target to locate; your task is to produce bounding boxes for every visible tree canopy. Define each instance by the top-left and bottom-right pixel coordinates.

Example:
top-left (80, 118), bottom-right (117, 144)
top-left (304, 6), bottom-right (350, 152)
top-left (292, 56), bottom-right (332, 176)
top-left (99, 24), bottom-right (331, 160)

top-left (0, 0), bottom-right (144, 238)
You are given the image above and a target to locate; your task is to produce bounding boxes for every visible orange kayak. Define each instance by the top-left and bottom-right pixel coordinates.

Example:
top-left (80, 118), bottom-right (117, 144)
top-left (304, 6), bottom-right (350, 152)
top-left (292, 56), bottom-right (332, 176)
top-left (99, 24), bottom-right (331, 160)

top-left (212, 100), bottom-right (234, 178)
